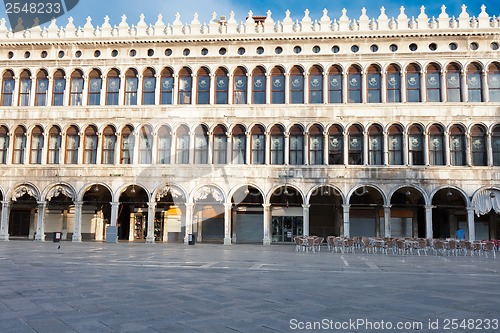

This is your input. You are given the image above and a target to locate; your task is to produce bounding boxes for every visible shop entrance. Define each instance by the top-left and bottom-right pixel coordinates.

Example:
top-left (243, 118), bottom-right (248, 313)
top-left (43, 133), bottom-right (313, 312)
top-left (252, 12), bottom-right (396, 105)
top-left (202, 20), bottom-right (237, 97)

top-left (271, 216), bottom-right (303, 242)
top-left (9, 210), bottom-right (30, 237)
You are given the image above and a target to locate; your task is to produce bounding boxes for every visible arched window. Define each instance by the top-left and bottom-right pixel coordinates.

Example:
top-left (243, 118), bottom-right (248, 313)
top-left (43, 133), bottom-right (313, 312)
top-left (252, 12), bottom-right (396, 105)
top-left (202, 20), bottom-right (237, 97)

top-left (83, 125), bottom-right (97, 164)
top-left (471, 125), bottom-right (487, 166)
top-left (215, 68), bottom-right (228, 104)
top-left (406, 64), bottom-right (421, 102)
top-left (348, 125), bottom-right (363, 165)
top-left (1, 70), bottom-right (15, 106)
top-left (328, 65), bottom-right (342, 103)
top-left (368, 124), bottom-right (383, 165)
top-left (347, 65), bottom-right (362, 103)
top-left (0, 126), bottom-right (8, 164)
top-left (446, 63), bottom-right (462, 102)
top-left (157, 126), bottom-right (171, 164)
top-left (70, 70), bottom-right (84, 106)
top-left (467, 63), bottom-right (483, 102)
top-left (231, 125), bottom-right (246, 164)
top-left (251, 125), bottom-right (265, 164)
top-left (88, 69), bottom-right (102, 106)
top-left (408, 124), bottom-right (424, 165)
top-left (213, 125), bottom-right (227, 164)
top-left (139, 125), bottom-right (153, 164)
top-left (52, 69), bottom-right (66, 106)
top-left (233, 67), bottom-right (247, 104)
top-left (386, 64), bottom-right (401, 103)
top-left (142, 68), bottom-right (156, 105)
top-left (252, 66), bottom-right (266, 104)
top-left (47, 125), bottom-right (61, 164)
top-left (271, 67), bottom-right (285, 104)
top-left (488, 62), bottom-right (500, 102)
top-left (176, 125), bottom-right (190, 164)
top-left (160, 68), bottom-right (174, 105)
top-left (106, 69), bottom-right (120, 105)
top-left (309, 124), bottom-right (324, 165)
top-left (449, 125), bottom-right (465, 166)
top-left (367, 65), bottom-right (381, 103)
top-left (13, 126), bottom-right (26, 164)
top-left (120, 125), bottom-right (134, 164)
top-left (30, 126), bottom-right (44, 164)
top-left (19, 70), bottom-right (32, 106)
top-left (35, 70), bottom-right (49, 106)
top-left (197, 67), bottom-right (210, 104)
top-left (102, 125), bottom-right (116, 164)
top-left (124, 68), bottom-right (138, 105)
top-left (426, 63), bottom-right (441, 102)
top-left (388, 124), bottom-right (403, 165)
top-left (270, 124), bottom-right (284, 165)
top-left (309, 65), bottom-right (323, 104)
top-left (429, 124), bottom-right (444, 165)
top-left (289, 125), bottom-right (304, 165)
top-left (66, 125), bottom-right (80, 164)
top-left (290, 66), bottom-right (304, 104)
top-left (194, 125), bottom-right (208, 164)
top-left (178, 68), bottom-right (192, 105)
top-left (493, 125), bottom-right (500, 166)
top-left (328, 125), bottom-right (343, 164)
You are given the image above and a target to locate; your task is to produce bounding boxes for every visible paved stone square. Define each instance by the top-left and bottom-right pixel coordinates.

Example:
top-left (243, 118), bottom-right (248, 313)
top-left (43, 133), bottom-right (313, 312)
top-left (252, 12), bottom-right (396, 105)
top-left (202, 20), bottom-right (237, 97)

top-left (0, 241), bottom-right (499, 333)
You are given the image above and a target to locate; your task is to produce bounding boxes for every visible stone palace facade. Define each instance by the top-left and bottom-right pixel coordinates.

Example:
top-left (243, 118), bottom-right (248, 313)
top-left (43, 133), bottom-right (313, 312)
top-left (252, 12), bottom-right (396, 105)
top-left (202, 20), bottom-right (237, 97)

top-left (0, 5), bottom-right (499, 244)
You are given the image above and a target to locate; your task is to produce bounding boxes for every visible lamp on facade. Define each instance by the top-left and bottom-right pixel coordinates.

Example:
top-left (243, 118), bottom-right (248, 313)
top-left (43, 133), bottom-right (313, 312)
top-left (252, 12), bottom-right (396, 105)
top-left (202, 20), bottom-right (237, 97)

top-left (405, 189), bottom-right (411, 197)
top-left (93, 184), bottom-right (99, 193)
top-left (446, 188), bottom-right (453, 197)
top-left (130, 185), bottom-right (136, 195)
top-left (490, 191), bottom-right (496, 198)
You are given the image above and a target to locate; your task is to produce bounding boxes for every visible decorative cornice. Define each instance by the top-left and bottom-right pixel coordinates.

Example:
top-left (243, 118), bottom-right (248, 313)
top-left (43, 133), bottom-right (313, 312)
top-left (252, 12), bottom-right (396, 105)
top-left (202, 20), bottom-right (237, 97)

top-left (0, 5), bottom-right (498, 42)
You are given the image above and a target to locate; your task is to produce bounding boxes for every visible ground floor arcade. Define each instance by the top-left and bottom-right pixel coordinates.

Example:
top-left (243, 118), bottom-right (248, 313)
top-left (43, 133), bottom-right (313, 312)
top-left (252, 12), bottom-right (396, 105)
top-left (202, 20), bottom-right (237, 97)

top-left (0, 182), bottom-right (499, 244)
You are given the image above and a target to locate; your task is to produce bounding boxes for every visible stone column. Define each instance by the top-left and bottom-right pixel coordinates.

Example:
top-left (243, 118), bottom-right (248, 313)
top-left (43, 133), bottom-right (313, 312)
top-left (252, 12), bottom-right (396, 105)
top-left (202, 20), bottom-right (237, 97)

top-left (118, 74), bottom-right (126, 105)
top-left (444, 130), bottom-right (450, 166)
top-left (303, 132), bottom-right (309, 165)
top-left (224, 203), bottom-right (232, 245)
top-left (482, 70), bottom-right (489, 102)
top-left (421, 70), bottom-right (427, 103)
top-left (7, 132), bottom-right (14, 165)
top-left (284, 73), bottom-right (290, 104)
top-left (207, 131), bottom-right (214, 164)
top-left (12, 75), bottom-right (20, 106)
top-left (150, 131), bottom-right (157, 164)
top-left (467, 207), bottom-right (475, 242)
top-left (465, 133), bottom-right (472, 166)
top-left (146, 202), bottom-right (156, 243)
top-left (209, 73), bottom-right (215, 105)
top-left (265, 131), bottom-right (271, 165)
top-left (100, 75), bottom-right (106, 106)
top-left (402, 130), bottom-right (409, 166)
top-left (245, 132), bottom-right (251, 164)
top-left (110, 201), bottom-right (120, 227)
top-left (172, 74), bottom-right (178, 105)
top-left (380, 71), bottom-right (387, 103)
top-left (343, 131), bottom-right (349, 165)
top-left (383, 205), bottom-right (391, 238)
top-left (184, 203), bottom-right (194, 244)
top-left (303, 73), bottom-right (309, 104)
top-left (188, 131), bottom-right (195, 164)
top-left (226, 133), bottom-right (232, 164)
top-left (363, 130), bottom-right (369, 165)
top-left (323, 132), bottom-right (329, 165)
top-left (361, 70), bottom-right (367, 103)
top-left (34, 201), bottom-right (47, 241)
top-left (323, 72), bottom-right (328, 104)
top-left (383, 131), bottom-right (389, 166)
top-left (263, 203), bottom-right (271, 245)
top-left (246, 73), bottom-right (252, 104)
top-left (265, 73), bottom-right (271, 104)
top-left (461, 69), bottom-right (467, 102)
top-left (423, 130), bottom-right (429, 166)
top-left (342, 70), bottom-right (348, 104)
top-left (342, 204), bottom-right (350, 237)
top-left (72, 201), bottom-right (83, 242)
top-left (136, 75), bottom-right (143, 105)
top-left (487, 133), bottom-right (493, 166)
top-left (400, 72), bottom-right (407, 103)
top-left (302, 204), bottom-right (310, 236)
top-left (154, 74), bottom-right (161, 106)
top-left (0, 201), bottom-right (11, 241)
top-left (425, 205), bottom-right (433, 239)
top-left (228, 73), bottom-right (233, 105)
top-left (41, 132), bottom-right (48, 165)
top-left (284, 132), bottom-right (290, 165)
top-left (440, 70), bottom-right (447, 102)
top-left (132, 132), bottom-right (139, 165)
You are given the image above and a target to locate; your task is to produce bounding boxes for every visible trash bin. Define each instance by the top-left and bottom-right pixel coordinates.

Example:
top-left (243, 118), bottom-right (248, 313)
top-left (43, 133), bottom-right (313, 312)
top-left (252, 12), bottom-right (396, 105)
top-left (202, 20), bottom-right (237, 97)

top-left (188, 233), bottom-right (196, 245)
top-left (53, 232), bottom-right (62, 242)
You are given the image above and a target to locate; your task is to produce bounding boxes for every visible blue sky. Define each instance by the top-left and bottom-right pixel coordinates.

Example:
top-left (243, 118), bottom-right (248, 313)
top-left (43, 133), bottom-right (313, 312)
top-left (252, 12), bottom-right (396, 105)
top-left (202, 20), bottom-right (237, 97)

top-left (0, 0), bottom-right (498, 30)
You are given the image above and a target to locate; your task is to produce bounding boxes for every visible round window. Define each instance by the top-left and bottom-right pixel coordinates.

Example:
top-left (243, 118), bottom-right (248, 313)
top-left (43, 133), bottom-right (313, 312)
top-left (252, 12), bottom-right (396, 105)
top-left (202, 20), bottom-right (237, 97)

top-left (256, 46), bottom-right (264, 55)
top-left (332, 45), bottom-right (340, 53)
top-left (351, 45), bottom-right (359, 53)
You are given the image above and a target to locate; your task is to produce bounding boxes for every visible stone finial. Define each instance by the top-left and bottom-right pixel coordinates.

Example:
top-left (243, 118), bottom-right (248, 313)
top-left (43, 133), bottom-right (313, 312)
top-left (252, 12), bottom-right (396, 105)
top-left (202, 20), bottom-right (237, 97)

top-left (47, 17), bottom-right (59, 37)
top-left (477, 4), bottom-right (489, 28)
top-left (227, 11), bottom-right (238, 33)
top-left (66, 17), bottom-right (75, 30)
top-left (450, 15), bottom-right (458, 28)
top-left (397, 6), bottom-right (408, 30)
top-left (417, 5), bottom-right (429, 29)
top-left (369, 18), bottom-right (377, 30)
top-left (389, 17), bottom-right (397, 30)
top-left (201, 23), bottom-right (209, 34)
top-left (101, 15), bottom-right (112, 36)
top-left (293, 19), bottom-right (301, 32)
top-left (246, 10), bottom-right (255, 33)
top-left (172, 12), bottom-right (183, 34)
top-left (263, 9), bottom-right (274, 33)
top-left (458, 4), bottom-right (470, 28)
top-left (0, 17), bottom-right (6, 34)
top-left (154, 14), bottom-right (165, 35)
top-left (191, 13), bottom-right (200, 25)
top-left (320, 8), bottom-right (331, 31)
top-left (339, 8), bottom-right (350, 31)
top-left (228, 11), bottom-right (237, 23)
top-left (301, 9), bottom-right (312, 32)
top-left (312, 19), bottom-right (319, 31)
top-left (137, 13), bottom-right (147, 35)
top-left (437, 4), bottom-right (449, 29)
top-left (332, 18), bottom-right (339, 31)
top-left (378, 6), bottom-right (389, 30)
top-left (209, 11), bottom-right (219, 33)
top-left (190, 13), bottom-right (200, 34)
top-left (14, 17), bottom-right (24, 33)
top-left (429, 16), bottom-right (437, 29)
top-left (359, 7), bottom-right (369, 31)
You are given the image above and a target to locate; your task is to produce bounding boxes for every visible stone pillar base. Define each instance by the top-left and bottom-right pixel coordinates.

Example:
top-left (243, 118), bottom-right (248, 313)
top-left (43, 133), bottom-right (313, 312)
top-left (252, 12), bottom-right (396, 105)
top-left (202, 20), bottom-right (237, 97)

top-left (224, 237), bottom-right (231, 245)
top-left (0, 233), bottom-right (9, 241)
top-left (72, 235), bottom-right (82, 242)
top-left (263, 238), bottom-right (271, 246)
top-left (145, 237), bottom-right (155, 244)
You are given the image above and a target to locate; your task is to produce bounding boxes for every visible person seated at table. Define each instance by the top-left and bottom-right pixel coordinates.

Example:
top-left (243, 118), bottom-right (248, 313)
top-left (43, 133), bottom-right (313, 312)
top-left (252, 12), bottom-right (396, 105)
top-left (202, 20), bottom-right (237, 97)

top-left (455, 226), bottom-right (465, 240)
